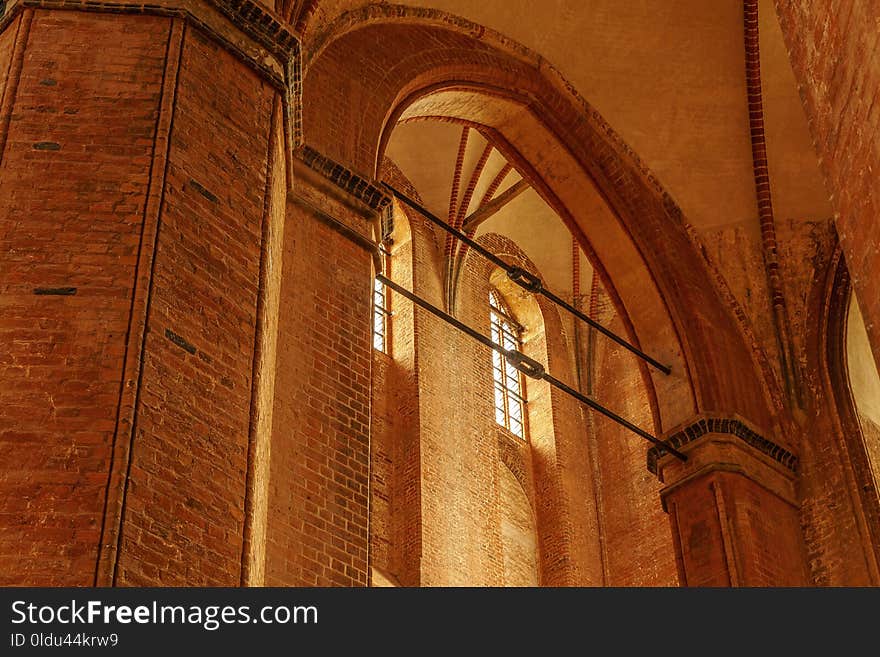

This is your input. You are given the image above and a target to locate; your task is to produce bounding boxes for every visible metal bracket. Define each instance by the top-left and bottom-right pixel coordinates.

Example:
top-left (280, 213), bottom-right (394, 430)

top-left (504, 349), bottom-right (545, 379)
top-left (507, 267), bottom-right (543, 294)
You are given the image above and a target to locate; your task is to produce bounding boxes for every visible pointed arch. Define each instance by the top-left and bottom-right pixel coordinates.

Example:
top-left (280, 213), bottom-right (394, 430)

top-left (300, 5), bottom-right (785, 440)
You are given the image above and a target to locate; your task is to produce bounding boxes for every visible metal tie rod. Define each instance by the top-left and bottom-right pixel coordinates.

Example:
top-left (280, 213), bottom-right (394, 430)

top-left (382, 182), bottom-right (672, 376)
top-left (377, 273), bottom-right (687, 461)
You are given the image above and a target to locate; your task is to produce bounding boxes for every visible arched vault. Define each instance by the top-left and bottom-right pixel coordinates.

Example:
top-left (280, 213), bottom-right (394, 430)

top-left (300, 6), bottom-right (787, 437)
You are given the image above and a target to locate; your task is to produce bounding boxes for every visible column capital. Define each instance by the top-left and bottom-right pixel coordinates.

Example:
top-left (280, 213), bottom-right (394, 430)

top-left (290, 145), bottom-right (392, 254)
top-left (652, 415), bottom-right (808, 585)
top-left (651, 414), bottom-right (798, 510)
top-left (648, 414), bottom-right (797, 478)
top-left (657, 432), bottom-right (799, 515)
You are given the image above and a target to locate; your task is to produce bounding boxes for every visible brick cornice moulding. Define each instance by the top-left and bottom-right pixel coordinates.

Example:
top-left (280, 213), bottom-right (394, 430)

top-left (0, 0), bottom-right (299, 87)
top-left (295, 145), bottom-right (391, 212)
top-left (207, 0), bottom-right (296, 57)
top-left (647, 414), bottom-right (798, 477)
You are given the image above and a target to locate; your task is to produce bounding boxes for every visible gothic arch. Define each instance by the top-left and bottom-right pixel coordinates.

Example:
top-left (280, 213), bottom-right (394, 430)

top-left (299, 5), bottom-right (785, 440)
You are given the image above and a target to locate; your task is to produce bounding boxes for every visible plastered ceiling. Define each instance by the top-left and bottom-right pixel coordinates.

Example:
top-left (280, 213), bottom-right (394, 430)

top-left (313, 0), bottom-right (834, 297)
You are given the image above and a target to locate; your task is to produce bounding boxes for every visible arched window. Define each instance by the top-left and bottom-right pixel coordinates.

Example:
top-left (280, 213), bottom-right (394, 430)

top-left (372, 248), bottom-right (393, 354)
top-left (489, 289), bottom-right (526, 439)
top-left (373, 277), bottom-right (390, 353)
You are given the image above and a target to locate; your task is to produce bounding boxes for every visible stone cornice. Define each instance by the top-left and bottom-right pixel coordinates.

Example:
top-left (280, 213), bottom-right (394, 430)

top-left (295, 145), bottom-right (391, 212)
top-left (647, 415), bottom-right (798, 477)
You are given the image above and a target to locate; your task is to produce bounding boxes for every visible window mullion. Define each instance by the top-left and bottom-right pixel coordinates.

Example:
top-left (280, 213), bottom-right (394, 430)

top-left (489, 289), bottom-right (527, 439)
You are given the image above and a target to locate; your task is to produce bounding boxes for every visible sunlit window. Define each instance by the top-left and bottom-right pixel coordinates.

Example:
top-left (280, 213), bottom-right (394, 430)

top-left (373, 278), bottom-right (390, 353)
top-left (490, 290), bottom-right (526, 438)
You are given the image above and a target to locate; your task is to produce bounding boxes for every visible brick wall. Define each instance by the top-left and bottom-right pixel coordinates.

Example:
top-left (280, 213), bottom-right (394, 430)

top-left (0, 10), bottom-right (170, 585)
top-left (665, 469), bottom-right (809, 586)
top-left (792, 247), bottom-right (880, 585)
top-left (411, 224), bottom-right (503, 585)
top-left (113, 24), bottom-right (277, 585)
top-left (795, 419), bottom-right (875, 585)
top-left (0, 14), bottom-right (18, 119)
top-left (369, 198), bottom-right (422, 586)
top-left (498, 461), bottom-right (539, 586)
top-left (264, 169), bottom-right (372, 587)
top-left (732, 476), bottom-right (809, 584)
top-left (369, 350), bottom-right (398, 584)
top-left (0, 6), bottom-right (283, 585)
top-left (592, 313), bottom-right (678, 586)
top-left (860, 416), bottom-right (880, 489)
top-left (665, 480), bottom-right (731, 586)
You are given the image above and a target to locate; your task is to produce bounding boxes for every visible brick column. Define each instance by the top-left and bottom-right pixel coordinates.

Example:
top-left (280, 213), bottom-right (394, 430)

top-left (651, 417), bottom-right (809, 586)
top-left (262, 146), bottom-right (388, 586)
top-left (0, 1), bottom-right (297, 585)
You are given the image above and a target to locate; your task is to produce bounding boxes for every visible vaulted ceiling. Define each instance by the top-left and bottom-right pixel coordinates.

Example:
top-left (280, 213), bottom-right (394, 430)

top-left (391, 0), bottom-right (830, 229)
top-left (301, 0), bottom-right (833, 298)
top-left (385, 122), bottom-right (590, 298)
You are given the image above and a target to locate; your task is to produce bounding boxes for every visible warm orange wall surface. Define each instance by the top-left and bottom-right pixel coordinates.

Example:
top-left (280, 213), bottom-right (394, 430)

top-left (0, 10), bottom-right (278, 585)
top-left (0, 12), bottom-right (170, 585)
top-left (368, 191), bottom-right (616, 585)
top-left (0, 1), bottom-right (878, 587)
top-left (114, 26), bottom-right (276, 586)
top-left (264, 194), bottom-right (372, 586)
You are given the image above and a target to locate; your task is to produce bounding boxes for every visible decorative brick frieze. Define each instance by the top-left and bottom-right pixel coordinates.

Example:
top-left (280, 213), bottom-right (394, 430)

top-left (647, 415), bottom-right (798, 476)
top-left (295, 145), bottom-right (391, 212)
top-left (208, 0), bottom-right (296, 57)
